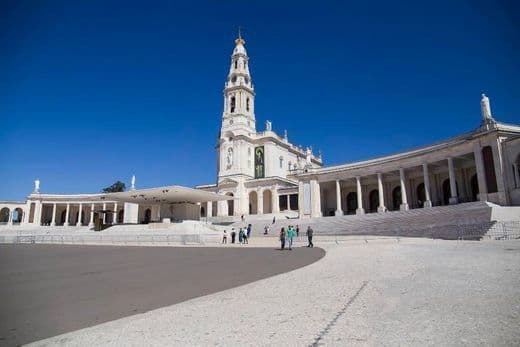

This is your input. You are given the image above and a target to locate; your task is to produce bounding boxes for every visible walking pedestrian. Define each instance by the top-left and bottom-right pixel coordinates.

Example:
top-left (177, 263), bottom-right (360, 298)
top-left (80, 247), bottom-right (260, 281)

top-left (231, 228), bottom-right (236, 244)
top-left (222, 230), bottom-right (227, 244)
top-left (296, 225), bottom-right (300, 238)
top-left (279, 227), bottom-right (286, 250)
top-left (243, 229), bottom-right (248, 244)
top-left (287, 225), bottom-right (295, 250)
top-left (272, 216), bottom-right (276, 224)
top-left (307, 226), bottom-right (314, 248)
top-left (239, 228), bottom-right (244, 244)
top-left (247, 224), bottom-right (252, 238)
top-left (264, 225), bottom-right (269, 235)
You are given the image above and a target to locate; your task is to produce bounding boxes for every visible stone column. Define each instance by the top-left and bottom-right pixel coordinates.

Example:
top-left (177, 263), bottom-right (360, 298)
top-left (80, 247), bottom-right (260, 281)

top-left (89, 203), bottom-right (95, 227)
top-left (298, 181), bottom-right (305, 218)
top-left (102, 203), bottom-right (107, 223)
top-left (112, 203), bottom-right (118, 224)
top-left (286, 195), bottom-right (291, 211)
top-left (422, 163), bottom-right (433, 207)
top-left (272, 188), bottom-right (280, 214)
top-left (77, 203), bottom-right (83, 226)
top-left (217, 200), bottom-right (228, 216)
top-left (206, 201), bottom-right (212, 218)
top-left (447, 157), bottom-right (458, 204)
top-left (513, 162), bottom-right (520, 189)
top-left (7, 209), bottom-right (13, 225)
top-left (491, 139), bottom-right (507, 204)
top-left (310, 179), bottom-right (322, 218)
top-left (50, 203), bottom-right (57, 226)
top-left (399, 168), bottom-right (409, 211)
top-left (377, 173), bottom-right (386, 212)
top-left (257, 190), bottom-right (264, 214)
top-left (64, 203), bottom-right (70, 226)
top-left (473, 144), bottom-right (488, 201)
top-left (23, 201), bottom-right (31, 224)
top-left (356, 176), bottom-right (364, 215)
top-left (335, 180), bottom-right (343, 216)
top-left (36, 201), bottom-right (43, 226)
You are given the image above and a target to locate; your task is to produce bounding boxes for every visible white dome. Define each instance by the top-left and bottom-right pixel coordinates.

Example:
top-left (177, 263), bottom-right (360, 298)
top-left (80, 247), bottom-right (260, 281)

top-left (233, 38), bottom-right (247, 55)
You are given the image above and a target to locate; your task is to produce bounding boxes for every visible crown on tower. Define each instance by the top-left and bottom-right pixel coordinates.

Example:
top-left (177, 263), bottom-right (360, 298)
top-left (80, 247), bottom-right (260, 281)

top-left (235, 27), bottom-right (245, 46)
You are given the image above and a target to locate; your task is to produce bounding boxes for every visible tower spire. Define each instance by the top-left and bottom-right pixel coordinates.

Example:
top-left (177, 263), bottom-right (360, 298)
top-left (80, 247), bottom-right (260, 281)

top-left (235, 26), bottom-right (245, 46)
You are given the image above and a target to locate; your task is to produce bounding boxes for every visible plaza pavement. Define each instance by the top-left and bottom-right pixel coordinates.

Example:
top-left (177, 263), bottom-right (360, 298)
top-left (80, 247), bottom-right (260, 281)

top-left (0, 244), bottom-right (324, 346)
top-left (27, 237), bottom-right (520, 346)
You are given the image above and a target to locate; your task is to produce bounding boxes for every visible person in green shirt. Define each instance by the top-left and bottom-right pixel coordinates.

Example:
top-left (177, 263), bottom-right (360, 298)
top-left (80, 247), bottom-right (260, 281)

top-left (287, 225), bottom-right (295, 250)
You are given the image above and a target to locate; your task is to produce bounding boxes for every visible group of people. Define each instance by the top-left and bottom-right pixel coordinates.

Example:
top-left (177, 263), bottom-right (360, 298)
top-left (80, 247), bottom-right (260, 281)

top-left (279, 225), bottom-right (314, 250)
top-left (222, 224), bottom-right (252, 244)
top-left (222, 222), bottom-right (315, 250)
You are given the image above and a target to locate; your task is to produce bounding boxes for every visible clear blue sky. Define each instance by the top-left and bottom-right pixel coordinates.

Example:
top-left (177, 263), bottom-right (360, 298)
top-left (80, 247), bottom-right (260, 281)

top-left (1, 0), bottom-right (519, 200)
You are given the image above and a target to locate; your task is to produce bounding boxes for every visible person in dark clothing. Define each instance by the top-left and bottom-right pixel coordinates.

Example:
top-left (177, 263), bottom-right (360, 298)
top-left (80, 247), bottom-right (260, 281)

top-left (306, 226), bottom-right (314, 248)
top-left (231, 228), bottom-right (236, 244)
top-left (247, 224), bottom-right (252, 238)
top-left (296, 225), bottom-right (300, 238)
top-left (238, 228), bottom-right (244, 244)
top-left (272, 216), bottom-right (276, 224)
top-left (280, 227), bottom-right (286, 250)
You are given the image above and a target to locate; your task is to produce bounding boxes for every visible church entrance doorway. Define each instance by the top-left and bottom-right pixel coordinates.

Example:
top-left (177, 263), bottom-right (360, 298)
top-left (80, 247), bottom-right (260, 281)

top-left (144, 208), bottom-right (151, 224)
top-left (368, 189), bottom-right (378, 213)
top-left (392, 186), bottom-right (401, 211)
top-left (226, 193), bottom-right (234, 216)
top-left (249, 191), bottom-right (258, 214)
top-left (346, 192), bottom-right (357, 214)
top-left (416, 183), bottom-right (425, 208)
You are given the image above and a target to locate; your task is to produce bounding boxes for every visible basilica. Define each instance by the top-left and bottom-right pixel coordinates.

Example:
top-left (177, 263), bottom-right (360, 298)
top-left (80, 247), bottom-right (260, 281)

top-left (1, 35), bottom-right (519, 227)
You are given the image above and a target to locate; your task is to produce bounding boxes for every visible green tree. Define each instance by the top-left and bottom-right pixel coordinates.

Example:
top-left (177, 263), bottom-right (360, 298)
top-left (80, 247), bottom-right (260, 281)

top-left (102, 181), bottom-right (126, 193)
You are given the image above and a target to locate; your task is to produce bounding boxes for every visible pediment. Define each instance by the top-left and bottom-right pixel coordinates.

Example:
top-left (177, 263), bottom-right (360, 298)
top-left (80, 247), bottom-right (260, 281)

top-left (218, 178), bottom-right (239, 187)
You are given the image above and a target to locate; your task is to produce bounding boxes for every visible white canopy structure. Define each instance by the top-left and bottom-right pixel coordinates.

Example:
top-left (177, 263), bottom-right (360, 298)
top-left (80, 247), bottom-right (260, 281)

top-left (104, 185), bottom-right (233, 204)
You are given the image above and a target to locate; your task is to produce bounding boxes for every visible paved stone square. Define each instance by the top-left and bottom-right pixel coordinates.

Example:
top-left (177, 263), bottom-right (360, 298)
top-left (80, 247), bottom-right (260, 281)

top-left (0, 244), bottom-right (324, 346)
top-left (22, 238), bottom-right (520, 346)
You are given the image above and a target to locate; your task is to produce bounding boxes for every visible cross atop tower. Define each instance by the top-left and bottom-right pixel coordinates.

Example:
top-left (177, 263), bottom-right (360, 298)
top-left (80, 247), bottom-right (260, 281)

top-left (235, 26), bottom-right (245, 46)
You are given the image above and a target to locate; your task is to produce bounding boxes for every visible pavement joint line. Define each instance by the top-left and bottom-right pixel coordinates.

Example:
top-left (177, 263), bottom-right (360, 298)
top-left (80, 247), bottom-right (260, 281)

top-left (310, 280), bottom-right (369, 347)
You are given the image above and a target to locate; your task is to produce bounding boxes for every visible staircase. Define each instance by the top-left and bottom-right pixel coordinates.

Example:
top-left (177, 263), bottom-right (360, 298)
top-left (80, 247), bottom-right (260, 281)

top-left (236, 202), bottom-right (520, 240)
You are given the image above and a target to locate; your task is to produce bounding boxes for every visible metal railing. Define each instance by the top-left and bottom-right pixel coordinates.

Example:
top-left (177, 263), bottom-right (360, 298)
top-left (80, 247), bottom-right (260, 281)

top-left (2, 234), bottom-right (219, 245)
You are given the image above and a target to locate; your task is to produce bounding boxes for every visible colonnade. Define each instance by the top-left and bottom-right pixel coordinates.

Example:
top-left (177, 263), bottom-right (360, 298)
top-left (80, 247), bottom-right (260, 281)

top-left (207, 188), bottom-right (285, 217)
top-left (304, 143), bottom-right (504, 218)
top-left (28, 201), bottom-right (121, 227)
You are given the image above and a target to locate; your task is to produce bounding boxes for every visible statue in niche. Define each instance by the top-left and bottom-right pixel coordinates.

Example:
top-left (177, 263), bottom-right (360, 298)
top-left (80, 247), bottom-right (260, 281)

top-left (227, 147), bottom-right (234, 169)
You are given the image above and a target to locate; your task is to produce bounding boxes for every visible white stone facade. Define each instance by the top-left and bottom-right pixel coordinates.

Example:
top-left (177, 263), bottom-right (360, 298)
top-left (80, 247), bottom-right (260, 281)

top-left (1, 36), bottom-right (519, 229)
top-left (197, 37), bottom-right (520, 220)
top-left (196, 35), bottom-right (322, 218)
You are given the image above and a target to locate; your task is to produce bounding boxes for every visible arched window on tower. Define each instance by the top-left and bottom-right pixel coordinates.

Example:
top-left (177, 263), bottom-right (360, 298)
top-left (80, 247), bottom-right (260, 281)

top-left (246, 98), bottom-right (250, 112)
top-left (234, 60), bottom-right (238, 69)
top-left (230, 96), bottom-right (236, 113)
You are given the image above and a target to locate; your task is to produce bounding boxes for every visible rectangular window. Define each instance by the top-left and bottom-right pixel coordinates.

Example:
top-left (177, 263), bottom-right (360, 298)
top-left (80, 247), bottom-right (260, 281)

top-left (254, 146), bottom-right (265, 179)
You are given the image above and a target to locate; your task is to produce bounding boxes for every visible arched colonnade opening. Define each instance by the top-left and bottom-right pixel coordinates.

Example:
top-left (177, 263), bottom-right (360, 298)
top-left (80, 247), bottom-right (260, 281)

top-left (0, 208), bottom-right (10, 223)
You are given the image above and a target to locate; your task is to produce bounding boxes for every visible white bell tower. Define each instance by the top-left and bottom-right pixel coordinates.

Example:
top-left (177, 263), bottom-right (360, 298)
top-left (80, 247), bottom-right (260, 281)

top-left (220, 31), bottom-right (256, 136)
